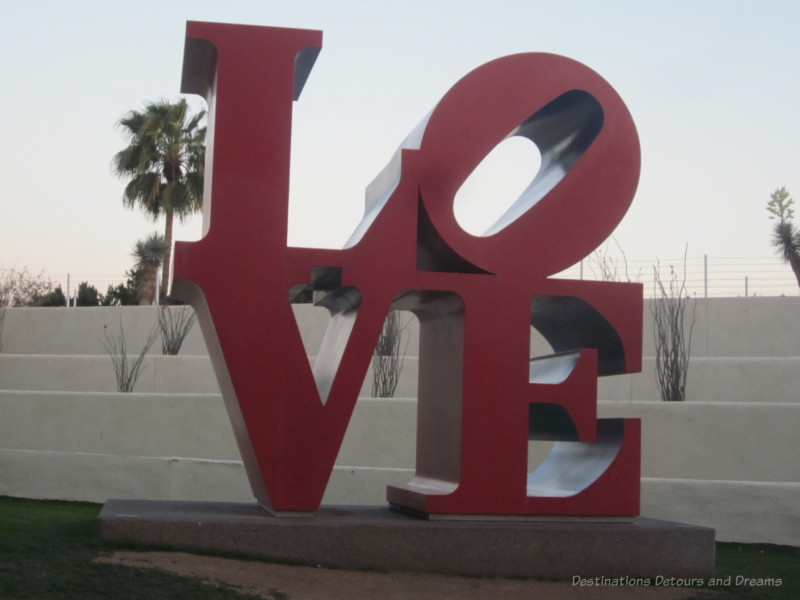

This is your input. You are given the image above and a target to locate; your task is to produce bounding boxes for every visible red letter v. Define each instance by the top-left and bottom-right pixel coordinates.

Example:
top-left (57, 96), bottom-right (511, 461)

top-left (172, 22), bottom-right (386, 514)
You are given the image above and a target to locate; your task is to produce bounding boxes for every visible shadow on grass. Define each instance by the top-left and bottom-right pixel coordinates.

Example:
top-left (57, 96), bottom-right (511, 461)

top-left (0, 497), bottom-right (262, 600)
top-left (687, 543), bottom-right (799, 600)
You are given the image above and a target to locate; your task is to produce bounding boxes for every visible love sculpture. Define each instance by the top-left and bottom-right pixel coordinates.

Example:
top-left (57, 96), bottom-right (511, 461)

top-left (173, 21), bottom-right (643, 518)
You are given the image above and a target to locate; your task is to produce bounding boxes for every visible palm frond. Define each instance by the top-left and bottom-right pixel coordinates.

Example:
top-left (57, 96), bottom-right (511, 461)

top-left (131, 233), bottom-right (169, 268)
top-left (184, 110), bottom-right (206, 133)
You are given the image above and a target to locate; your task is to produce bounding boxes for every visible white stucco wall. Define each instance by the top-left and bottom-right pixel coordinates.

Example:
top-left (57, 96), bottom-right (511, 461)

top-left (0, 298), bottom-right (798, 545)
top-left (4, 296), bottom-right (800, 358)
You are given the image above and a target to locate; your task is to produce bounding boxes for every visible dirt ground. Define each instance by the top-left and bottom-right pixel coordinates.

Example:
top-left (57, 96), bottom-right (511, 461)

top-left (96, 551), bottom-right (704, 600)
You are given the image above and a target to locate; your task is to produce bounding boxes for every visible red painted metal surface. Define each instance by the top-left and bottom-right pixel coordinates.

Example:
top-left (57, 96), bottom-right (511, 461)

top-left (173, 21), bottom-right (642, 517)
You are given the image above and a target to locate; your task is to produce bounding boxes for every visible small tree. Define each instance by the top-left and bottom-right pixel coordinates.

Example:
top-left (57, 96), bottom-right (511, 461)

top-left (766, 186), bottom-right (800, 289)
top-left (76, 282), bottom-right (100, 306)
top-left (101, 270), bottom-right (140, 306)
top-left (651, 249), bottom-right (696, 402)
top-left (34, 285), bottom-right (67, 307)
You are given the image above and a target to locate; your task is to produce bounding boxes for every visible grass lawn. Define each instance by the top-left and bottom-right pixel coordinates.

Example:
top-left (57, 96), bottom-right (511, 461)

top-left (1, 496), bottom-right (797, 599)
top-left (0, 497), bottom-right (261, 599)
top-left (692, 543), bottom-right (799, 600)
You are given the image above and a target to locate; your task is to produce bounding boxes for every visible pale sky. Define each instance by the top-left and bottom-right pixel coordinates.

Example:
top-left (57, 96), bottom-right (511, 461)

top-left (1, 0), bottom-right (799, 297)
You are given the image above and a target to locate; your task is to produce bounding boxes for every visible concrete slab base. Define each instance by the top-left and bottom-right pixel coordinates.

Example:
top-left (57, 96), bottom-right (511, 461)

top-left (98, 500), bottom-right (715, 580)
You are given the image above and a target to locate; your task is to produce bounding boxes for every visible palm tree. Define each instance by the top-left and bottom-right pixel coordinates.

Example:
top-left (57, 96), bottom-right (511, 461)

top-left (767, 187), bottom-right (800, 289)
top-left (113, 99), bottom-right (205, 292)
top-left (131, 233), bottom-right (169, 305)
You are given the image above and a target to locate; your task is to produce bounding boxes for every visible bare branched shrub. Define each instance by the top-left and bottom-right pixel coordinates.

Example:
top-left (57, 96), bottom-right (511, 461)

top-left (0, 267), bottom-right (54, 307)
top-left (157, 305), bottom-right (197, 355)
top-left (587, 237), bottom-right (639, 283)
top-left (371, 310), bottom-right (410, 398)
top-left (651, 250), bottom-right (696, 402)
top-left (102, 319), bottom-right (158, 392)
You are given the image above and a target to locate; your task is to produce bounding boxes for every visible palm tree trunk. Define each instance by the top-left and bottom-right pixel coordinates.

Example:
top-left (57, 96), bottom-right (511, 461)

top-left (138, 265), bottom-right (157, 305)
top-left (161, 209), bottom-right (173, 300)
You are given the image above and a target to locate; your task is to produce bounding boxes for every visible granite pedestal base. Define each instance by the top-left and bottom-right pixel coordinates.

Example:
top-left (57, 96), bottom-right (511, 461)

top-left (99, 500), bottom-right (715, 580)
